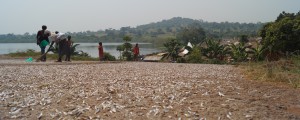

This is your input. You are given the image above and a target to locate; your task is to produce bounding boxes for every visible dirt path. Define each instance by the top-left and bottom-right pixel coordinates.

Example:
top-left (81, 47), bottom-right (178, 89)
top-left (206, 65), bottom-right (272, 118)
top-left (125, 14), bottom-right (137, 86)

top-left (0, 61), bottom-right (300, 119)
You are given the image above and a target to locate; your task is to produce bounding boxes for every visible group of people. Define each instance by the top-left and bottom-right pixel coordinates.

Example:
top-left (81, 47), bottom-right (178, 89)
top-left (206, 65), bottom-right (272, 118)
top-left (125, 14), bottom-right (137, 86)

top-left (37, 25), bottom-right (140, 62)
top-left (36, 25), bottom-right (72, 62)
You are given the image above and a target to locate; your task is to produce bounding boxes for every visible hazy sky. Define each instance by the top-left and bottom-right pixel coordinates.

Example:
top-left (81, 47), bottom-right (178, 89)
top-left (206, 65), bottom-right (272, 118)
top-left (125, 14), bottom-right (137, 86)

top-left (0, 0), bottom-right (299, 34)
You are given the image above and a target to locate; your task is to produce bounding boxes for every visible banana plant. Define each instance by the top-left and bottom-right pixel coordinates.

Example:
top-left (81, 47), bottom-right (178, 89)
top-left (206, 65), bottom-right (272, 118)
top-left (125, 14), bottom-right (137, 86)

top-left (249, 41), bottom-right (267, 61)
top-left (229, 42), bottom-right (248, 62)
top-left (202, 39), bottom-right (228, 60)
top-left (70, 44), bottom-right (80, 55)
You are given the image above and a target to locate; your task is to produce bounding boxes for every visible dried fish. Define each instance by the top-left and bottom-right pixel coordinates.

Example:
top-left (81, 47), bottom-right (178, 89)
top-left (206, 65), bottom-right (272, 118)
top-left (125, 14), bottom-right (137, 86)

top-left (202, 91), bottom-right (209, 96)
top-left (9, 107), bottom-right (21, 115)
top-left (218, 92), bottom-right (225, 97)
top-left (101, 101), bottom-right (124, 113)
top-left (227, 112), bottom-right (232, 119)
top-left (94, 105), bottom-right (101, 114)
top-left (37, 112), bottom-right (43, 119)
top-left (0, 62), bottom-right (295, 119)
top-left (147, 106), bottom-right (160, 117)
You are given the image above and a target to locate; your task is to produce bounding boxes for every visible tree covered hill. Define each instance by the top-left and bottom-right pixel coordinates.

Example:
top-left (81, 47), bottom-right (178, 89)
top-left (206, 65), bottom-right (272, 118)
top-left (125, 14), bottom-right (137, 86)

top-left (135, 17), bottom-right (263, 38)
top-left (0, 17), bottom-right (264, 43)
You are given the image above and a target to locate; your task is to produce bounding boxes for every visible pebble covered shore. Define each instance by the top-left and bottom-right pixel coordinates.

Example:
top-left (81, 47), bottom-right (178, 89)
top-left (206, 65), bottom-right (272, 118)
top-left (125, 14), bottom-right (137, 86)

top-left (1, 61), bottom-right (300, 119)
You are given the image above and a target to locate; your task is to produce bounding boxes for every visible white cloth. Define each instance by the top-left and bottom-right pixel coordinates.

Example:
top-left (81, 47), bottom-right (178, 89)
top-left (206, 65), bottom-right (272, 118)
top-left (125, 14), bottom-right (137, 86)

top-left (50, 33), bottom-right (66, 43)
top-left (49, 33), bottom-right (58, 43)
top-left (57, 33), bottom-right (67, 40)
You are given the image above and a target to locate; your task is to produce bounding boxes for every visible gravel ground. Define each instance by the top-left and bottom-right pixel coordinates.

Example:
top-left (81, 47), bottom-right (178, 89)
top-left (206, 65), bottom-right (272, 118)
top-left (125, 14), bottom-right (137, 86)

top-left (1, 61), bottom-right (300, 120)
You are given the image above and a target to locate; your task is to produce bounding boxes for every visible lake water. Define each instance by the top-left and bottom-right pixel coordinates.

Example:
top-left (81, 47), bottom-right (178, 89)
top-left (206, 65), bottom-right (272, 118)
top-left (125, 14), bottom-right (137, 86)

top-left (0, 43), bottom-right (161, 58)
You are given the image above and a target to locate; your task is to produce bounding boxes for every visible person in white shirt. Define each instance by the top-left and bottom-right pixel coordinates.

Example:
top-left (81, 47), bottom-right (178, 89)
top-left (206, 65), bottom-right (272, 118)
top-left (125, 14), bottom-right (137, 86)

top-left (54, 31), bottom-right (67, 62)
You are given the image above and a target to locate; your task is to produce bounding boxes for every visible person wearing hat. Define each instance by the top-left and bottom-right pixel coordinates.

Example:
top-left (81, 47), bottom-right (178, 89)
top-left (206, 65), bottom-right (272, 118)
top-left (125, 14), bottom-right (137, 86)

top-left (36, 25), bottom-right (51, 62)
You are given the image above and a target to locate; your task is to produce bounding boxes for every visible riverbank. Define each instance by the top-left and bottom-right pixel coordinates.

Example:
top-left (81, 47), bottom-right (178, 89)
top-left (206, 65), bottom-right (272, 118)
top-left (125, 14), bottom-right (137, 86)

top-left (1, 61), bottom-right (300, 119)
top-left (0, 42), bottom-right (160, 58)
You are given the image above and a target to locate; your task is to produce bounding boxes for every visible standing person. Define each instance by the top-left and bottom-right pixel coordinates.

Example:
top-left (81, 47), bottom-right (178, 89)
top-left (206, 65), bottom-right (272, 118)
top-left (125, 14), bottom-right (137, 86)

top-left (98, 42), bottom-right (104, 61)
top-left (36, 25), bottom-right (51, 62)
top-left (133, 43), bottom-right (140, 61)
top-left (55, 31), bottom-right (67, 62)
top-left (65, 35), bottom-right (73, 61)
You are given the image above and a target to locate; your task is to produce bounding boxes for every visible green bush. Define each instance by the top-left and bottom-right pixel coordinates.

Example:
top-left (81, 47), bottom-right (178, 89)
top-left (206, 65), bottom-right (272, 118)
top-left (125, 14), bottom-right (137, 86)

top-left (104, 52), bottom-right (116, 61)
top-left (163, 38), bottom-right (182, 61)
top-left (186, 46), bottom-right (202, 63)
top-left (122, 51), bottom-right (133, 61)
top-left (121, 35), bottom-right (134, 61)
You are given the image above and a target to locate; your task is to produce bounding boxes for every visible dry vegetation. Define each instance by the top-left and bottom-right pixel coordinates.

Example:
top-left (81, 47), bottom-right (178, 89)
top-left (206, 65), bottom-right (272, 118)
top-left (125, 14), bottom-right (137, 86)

top-left (240, 57), bottom-right (300, 88)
